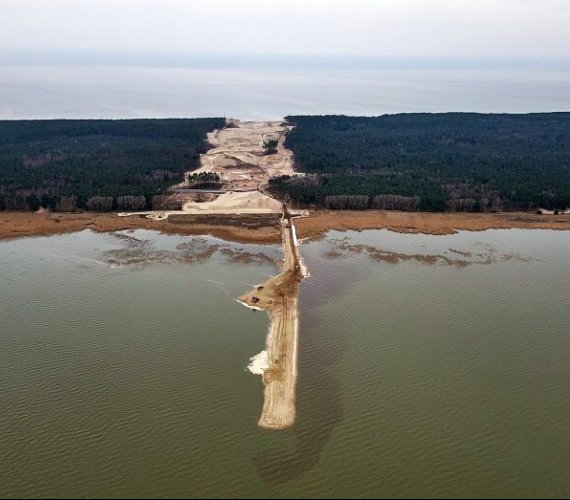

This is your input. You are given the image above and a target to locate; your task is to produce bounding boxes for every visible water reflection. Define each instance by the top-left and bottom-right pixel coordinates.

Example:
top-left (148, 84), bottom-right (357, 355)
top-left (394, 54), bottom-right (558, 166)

top-left (105, 233), bottom-right (278, 268)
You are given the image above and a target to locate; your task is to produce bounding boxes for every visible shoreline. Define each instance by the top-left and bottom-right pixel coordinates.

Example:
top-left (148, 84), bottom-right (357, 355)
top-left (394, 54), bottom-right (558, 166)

top-left (0, 211), bottom-right (282, 244)
top-left (2, 210), bottom-right (570, 245)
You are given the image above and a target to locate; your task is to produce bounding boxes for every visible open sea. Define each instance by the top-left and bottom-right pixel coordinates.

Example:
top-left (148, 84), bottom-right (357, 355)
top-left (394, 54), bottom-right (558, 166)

top-left (1, 57), bottom-right (570, 120)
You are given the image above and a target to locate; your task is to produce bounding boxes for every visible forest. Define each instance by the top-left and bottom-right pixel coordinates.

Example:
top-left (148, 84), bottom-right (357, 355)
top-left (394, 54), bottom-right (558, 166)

top-left (3, 114), bottom-right (569, 214)
top-left (270, 113), bottom-right (570, 212)
top-left (0, 118), bottom-right (224, 211)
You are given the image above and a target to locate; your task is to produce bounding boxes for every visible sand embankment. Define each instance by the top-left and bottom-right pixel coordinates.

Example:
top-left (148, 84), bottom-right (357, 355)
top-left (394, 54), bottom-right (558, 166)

top-left (238, 212), bottom-right (307, 430)
top-left (182, 191), bottom-right (283, 214)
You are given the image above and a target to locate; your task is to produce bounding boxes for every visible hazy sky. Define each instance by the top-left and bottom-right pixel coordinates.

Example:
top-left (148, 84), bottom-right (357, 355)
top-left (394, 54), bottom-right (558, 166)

top-left (2, 0), bottom-right (570, 58)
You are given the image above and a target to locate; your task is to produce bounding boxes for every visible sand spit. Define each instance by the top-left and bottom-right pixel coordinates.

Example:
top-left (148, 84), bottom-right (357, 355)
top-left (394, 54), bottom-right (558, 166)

top-left (7, 120), bottom-right (569, 244)
top-left (238, 212), bottom-right (308, 430)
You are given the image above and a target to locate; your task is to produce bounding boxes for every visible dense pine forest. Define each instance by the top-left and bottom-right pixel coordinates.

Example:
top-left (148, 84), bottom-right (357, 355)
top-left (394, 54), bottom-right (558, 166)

top-left (269, 113), bottom-right (570, 212)
top-left (2, 114), bottom-right (570, 214)
top-left (0, 118), bottom-right (224, 211)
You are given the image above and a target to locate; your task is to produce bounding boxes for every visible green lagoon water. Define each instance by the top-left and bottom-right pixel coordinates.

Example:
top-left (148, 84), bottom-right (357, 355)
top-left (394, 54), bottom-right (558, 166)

top-left (1, 228), bottom-right (569, 498)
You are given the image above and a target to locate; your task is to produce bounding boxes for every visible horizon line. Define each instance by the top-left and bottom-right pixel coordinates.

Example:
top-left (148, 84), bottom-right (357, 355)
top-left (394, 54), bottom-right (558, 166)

top-left (2, 49), bottom-right (570, 70)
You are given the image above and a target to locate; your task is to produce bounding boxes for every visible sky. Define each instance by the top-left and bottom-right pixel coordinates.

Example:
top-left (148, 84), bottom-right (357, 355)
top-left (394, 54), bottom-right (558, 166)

top-left (1, 0), bottom-right (570, 59)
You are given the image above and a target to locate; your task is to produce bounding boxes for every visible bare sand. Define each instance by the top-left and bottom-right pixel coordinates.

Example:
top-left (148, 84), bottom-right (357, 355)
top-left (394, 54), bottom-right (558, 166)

top-left (181, 191), bottom-right (283, 214)
top-left (117, 120), bottom-right (307, 224)
top-left (169, 119), bottom-right (304, 217)
top-left (238, 213), bottom-right (307, 430)
top-left (174, 119), bottom-right (298, 192)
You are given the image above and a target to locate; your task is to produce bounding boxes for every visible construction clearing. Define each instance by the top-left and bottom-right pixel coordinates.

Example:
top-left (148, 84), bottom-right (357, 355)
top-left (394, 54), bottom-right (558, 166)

top-left (174, 120), bottom-right (298, 192)
top-left (121, 119), bottom-right (306, 220)
top-left (119, 118), bottom-right (309, 430)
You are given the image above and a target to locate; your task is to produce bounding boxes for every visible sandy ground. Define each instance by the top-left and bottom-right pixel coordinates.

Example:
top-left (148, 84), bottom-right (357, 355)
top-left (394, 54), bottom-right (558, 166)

top-left (181, 191), bottom-right (283, 214)
top-left (2, 210), bottom-right (570, 244)
top-left (120, 119), bottom-right (308, 220)
top-left (117, 191), bottom-right (284, 220)
top-left (174, 119), bottom-right (298, 192)
top-left (238, 214), bottom-right (307, 429)
top-left (118, 190), bottom-right (306, 223)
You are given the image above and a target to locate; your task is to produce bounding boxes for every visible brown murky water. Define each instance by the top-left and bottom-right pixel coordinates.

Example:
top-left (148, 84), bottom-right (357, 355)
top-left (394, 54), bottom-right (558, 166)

top-left (1, 228), bottom-right (569, 498)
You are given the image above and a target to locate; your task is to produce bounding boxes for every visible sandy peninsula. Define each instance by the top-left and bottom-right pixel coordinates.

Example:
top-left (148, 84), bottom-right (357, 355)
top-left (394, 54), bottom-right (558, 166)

top-left (238, 210), bottom-right (308, 429)
top-left (2, 118), bottom-right (570, 432)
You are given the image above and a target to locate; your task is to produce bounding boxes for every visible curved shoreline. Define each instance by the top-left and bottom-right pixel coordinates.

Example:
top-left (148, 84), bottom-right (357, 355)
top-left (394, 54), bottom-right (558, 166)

top-left (1, 210), bottom-right (570, 245)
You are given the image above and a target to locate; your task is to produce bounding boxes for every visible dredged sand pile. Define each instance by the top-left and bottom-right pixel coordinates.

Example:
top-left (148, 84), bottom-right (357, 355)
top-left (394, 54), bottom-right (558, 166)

top-left (238, 212), bottom-right (308, 430)
top-left (182, 191), bottom-right (283, 214)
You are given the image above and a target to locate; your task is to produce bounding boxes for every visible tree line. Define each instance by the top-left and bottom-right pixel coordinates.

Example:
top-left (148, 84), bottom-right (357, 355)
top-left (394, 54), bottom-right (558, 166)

top-left (272, 113), bottom-right (570, 212)
top-left (0, 118), bottom-right (225, 212)
top-left (186, 172), bottom-right (221, 189)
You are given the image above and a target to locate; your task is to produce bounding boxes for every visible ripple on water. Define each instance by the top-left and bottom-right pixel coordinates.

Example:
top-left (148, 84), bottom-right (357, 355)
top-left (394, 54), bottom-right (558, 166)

top-left (1, 229), bottom-right (570, 498)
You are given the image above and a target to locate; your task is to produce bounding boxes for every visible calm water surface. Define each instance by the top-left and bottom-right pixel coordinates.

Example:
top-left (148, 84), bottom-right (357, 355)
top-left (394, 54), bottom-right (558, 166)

top-left (1, 63), bottom-right (570, 119)
top-left (1, 228), bottom-right (569, 498)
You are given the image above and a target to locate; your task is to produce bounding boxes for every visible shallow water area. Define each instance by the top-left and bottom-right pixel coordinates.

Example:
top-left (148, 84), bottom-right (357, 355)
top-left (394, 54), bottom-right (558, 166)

top-left (1, 228), bottom-right (569, 498)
